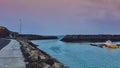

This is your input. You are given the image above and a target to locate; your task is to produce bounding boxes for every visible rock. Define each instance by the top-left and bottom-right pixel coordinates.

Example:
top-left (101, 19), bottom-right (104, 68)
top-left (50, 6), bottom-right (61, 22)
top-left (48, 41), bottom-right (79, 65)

top-left (0, 26), bottom-right (10, 38)
top-left (19, 39), bottom-right (69, 68)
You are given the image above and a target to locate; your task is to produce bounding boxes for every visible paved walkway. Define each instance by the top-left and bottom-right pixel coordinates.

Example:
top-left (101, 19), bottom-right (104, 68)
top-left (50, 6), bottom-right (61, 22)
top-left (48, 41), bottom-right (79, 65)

top-left (0, 40), bottom-right (26, 68)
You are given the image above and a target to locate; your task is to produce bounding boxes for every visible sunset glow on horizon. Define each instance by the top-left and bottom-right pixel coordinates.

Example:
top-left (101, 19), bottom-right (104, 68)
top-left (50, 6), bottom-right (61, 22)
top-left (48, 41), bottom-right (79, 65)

top-left (0, 0), bottom-right (120, 35)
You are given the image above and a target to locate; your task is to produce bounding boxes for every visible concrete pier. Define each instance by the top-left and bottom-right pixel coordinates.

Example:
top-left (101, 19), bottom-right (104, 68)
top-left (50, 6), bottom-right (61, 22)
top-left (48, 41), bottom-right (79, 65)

top-left (0, 40), bottom-right (26, 68)
top-left (0, 38), bottom-right (69, 68)
top-left (0, 26), bottom-right (68, 68)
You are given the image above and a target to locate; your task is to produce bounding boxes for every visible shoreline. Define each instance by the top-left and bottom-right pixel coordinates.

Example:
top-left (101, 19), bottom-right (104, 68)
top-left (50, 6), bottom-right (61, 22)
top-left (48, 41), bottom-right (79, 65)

top-left (17, 37), bottom-right (69, 68)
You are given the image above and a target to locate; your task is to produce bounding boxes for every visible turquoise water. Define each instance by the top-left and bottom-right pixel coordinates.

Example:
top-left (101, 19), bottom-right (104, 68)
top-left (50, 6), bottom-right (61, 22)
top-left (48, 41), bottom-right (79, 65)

top-left (32, 39), bottom-right (120, 68)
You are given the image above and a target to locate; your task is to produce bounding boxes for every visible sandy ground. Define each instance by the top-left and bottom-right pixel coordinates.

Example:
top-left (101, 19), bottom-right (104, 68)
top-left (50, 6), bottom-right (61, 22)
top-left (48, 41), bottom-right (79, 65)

top-left (0, 39), bottom-right (26, 68)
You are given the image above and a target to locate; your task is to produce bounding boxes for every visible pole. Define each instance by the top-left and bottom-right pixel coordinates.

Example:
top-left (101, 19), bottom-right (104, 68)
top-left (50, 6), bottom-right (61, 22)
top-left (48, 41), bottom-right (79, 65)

top-left (19, 19), bottom-right (22, 34)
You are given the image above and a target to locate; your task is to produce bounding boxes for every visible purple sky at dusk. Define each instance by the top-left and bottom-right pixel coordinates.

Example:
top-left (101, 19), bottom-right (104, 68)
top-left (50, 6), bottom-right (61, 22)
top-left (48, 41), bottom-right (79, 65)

top-left (0, 0), bottom-right (120, 35)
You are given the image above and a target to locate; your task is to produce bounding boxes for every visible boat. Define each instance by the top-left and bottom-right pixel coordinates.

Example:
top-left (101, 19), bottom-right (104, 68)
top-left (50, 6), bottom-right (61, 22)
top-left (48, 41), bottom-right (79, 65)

top-left (90, 44), bottom-right (120, 49)
top-left (104, 44), bottom-right (119, 49)
top-left (90, 40), bottom-right (120, 49)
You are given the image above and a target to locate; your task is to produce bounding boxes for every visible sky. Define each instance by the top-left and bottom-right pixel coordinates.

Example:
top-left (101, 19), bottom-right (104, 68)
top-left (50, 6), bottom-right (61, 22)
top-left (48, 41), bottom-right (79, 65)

top-left (0, 0), bottom-right (120, 35)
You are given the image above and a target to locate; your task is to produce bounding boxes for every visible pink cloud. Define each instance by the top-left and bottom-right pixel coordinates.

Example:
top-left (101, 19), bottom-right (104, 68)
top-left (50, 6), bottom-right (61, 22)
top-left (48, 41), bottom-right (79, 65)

top-left (0, 0), bottom-right (120, 23)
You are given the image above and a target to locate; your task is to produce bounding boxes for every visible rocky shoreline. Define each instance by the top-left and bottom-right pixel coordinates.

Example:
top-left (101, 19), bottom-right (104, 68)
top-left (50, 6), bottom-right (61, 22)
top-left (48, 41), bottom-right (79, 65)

top-left (17, 37), bottom-right (69, 68)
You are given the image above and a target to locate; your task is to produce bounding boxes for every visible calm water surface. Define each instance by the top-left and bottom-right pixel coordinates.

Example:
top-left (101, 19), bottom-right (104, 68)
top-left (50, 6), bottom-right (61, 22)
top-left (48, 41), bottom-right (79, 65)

top-left (32, 38), bottom-right (120, 68)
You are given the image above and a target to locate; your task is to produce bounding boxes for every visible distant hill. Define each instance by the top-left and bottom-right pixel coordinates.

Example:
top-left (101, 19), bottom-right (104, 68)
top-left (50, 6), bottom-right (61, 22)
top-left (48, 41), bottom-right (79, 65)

top-left (0, 26), bottom-right (10, 38)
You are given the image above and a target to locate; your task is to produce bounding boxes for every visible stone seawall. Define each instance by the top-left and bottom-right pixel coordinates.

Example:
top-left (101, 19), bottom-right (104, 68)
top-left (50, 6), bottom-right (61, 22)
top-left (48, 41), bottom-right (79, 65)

top-left (18, 34), bottom-right (58, 40)
top-left (16, 38), bottom-right (69, 68)
top-left (61, 35), bottom-right (120, 42)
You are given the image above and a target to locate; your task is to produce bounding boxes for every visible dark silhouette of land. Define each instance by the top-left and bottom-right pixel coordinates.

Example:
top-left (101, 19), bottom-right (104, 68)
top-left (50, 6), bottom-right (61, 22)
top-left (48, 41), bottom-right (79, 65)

top-left (61, 35), bottom-right (120, 42)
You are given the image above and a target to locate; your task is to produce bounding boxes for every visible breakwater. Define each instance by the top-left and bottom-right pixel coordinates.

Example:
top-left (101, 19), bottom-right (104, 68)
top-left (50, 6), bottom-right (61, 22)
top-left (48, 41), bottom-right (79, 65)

top-left (61, 35), bottom-right (120, 42)
top-left (0, 26), bottom-right (58, 40)
top-left (0, 26), bottom-right (68, 68)
top-left (17, 38), bottom-right (69, 68)
top-left (18, 34), bottom-right (58, 40)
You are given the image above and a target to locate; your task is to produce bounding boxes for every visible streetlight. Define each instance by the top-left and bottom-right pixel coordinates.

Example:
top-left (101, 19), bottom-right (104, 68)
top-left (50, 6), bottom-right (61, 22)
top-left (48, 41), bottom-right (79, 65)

top-left (19, 19), bottom-right (22, 34)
